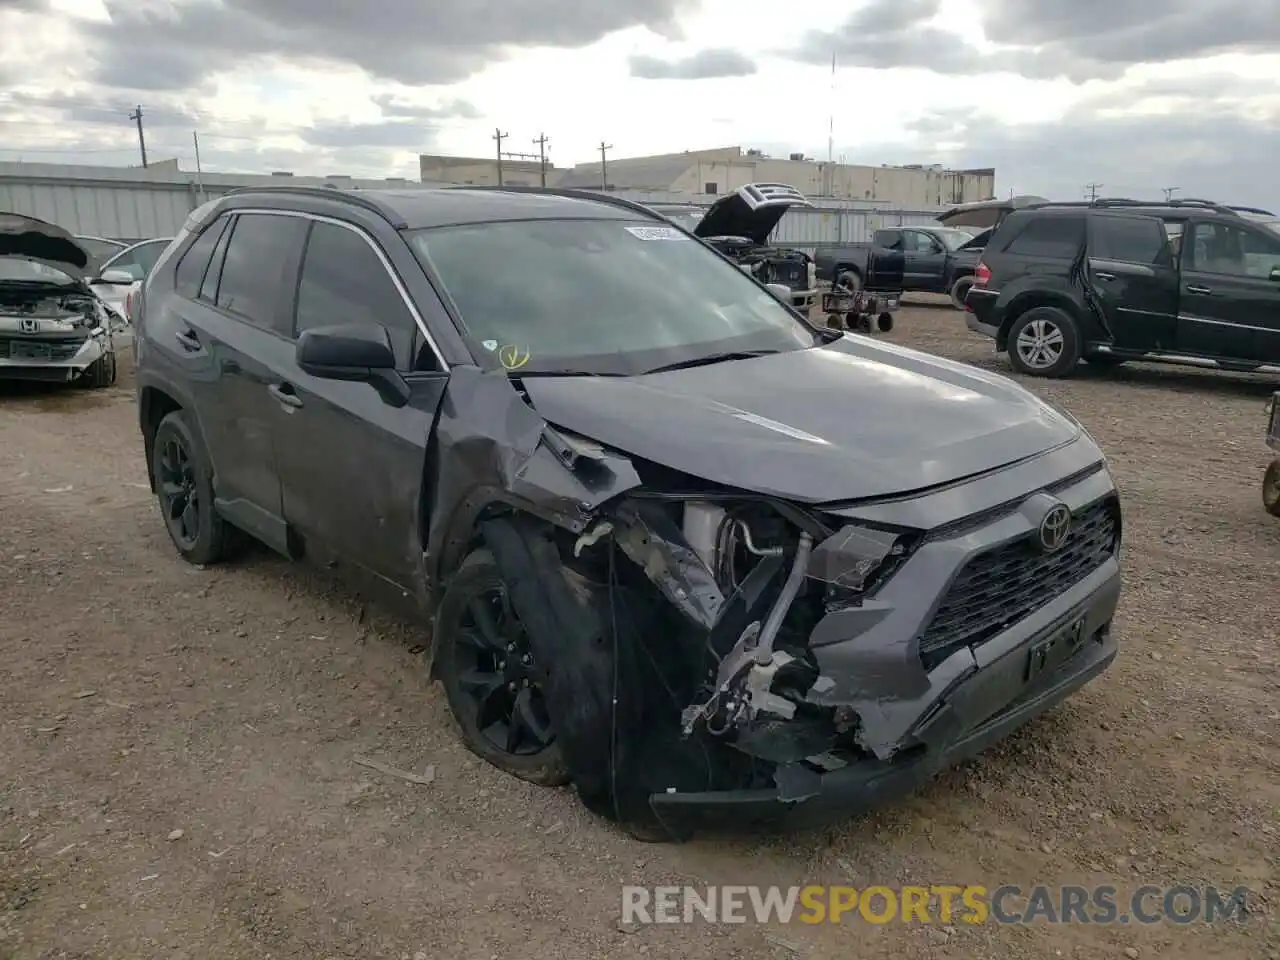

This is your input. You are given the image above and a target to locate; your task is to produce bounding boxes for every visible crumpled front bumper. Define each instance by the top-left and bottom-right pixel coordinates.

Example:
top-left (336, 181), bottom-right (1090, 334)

top-left (651, 566), bottom-right (1118, 834)
top-left (0, 334), bottom-right (108, 381)
top-left (649, 446), bottom-right (1123, 835)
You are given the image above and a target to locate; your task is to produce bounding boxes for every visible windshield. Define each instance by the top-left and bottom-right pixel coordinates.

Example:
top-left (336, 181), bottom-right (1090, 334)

top-left (0, 258), bottom-right (77, 284)
top-left (407, 218), bottom-right (817, 375)
top-left (650, 207), bottom-right (705, 233)
top-left (934, 228), bottom-right (975, 250)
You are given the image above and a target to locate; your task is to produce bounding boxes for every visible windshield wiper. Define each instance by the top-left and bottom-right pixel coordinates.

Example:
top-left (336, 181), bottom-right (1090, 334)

top-left (642, 349), bottom-right (782, 375)
top-left (509, 369), bottom-right (626, 378)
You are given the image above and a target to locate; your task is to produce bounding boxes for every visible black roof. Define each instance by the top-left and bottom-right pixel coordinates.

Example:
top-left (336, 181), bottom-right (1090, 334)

top-left (222, 184), bottom-right (652, 230)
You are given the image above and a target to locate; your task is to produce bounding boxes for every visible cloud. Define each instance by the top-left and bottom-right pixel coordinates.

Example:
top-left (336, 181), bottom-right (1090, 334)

top-left (629, 48), bottom-right (757, 79)
top-left (372, 94), bottom-right (480, 121)
top-left (790, 0), bottom-right (1280, 82)
top-left (302, 120), bottom-right (442, 150)
top-left (85, 0), bottom-right (696, 88)
top-left (845, 81), bottom-right (1280, 211)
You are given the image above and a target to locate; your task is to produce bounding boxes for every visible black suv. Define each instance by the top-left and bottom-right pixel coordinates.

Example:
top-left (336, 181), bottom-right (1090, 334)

top-left (964, 198), bottom-right (1280, 377)
top-left (134, 185), bottom-right (1122, 838)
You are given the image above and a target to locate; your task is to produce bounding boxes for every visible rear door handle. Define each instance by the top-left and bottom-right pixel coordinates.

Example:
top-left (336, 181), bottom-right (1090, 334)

top-left (174, 329), bottom-right (201, 352)
top-left (267, 382), bottom-right (303, 409)
top-left (1186, 284), bottom-right (1213, 295)
top-left (1094, 272), bottom-right (1116, 281)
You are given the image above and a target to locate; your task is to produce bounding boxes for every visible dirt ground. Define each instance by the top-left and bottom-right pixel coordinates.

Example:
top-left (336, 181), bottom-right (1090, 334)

top-left (1, 304), bottom-right (1277, 960)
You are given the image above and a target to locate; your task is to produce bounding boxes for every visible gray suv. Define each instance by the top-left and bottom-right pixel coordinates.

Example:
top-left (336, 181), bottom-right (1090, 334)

top-left (132, 184), bottom-right (1122, 838)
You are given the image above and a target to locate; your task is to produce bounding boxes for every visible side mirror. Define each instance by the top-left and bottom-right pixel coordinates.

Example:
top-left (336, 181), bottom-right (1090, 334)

top-left (295, 323), bottom-right (408, 406)
top-left (766, 282), bottom-right (792, 300)
top-left (99, 268), bottom-right (135, 285)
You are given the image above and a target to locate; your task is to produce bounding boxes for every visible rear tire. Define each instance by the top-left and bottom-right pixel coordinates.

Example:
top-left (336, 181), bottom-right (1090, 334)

top-left (151, 410), bottom-right (236, 565)
top-left (80, 350), bottom-right (117, 388)
top-left (1006, 307), bottom-right (1082, 378)
top-left (949, 275), bottom-right (973, 310)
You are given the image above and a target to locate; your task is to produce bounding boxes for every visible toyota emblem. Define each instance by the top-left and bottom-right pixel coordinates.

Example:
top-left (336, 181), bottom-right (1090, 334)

top-left (1038, 504), bottom-right (1072, 553)
top-left (19, 318), bottom-right (38, 334)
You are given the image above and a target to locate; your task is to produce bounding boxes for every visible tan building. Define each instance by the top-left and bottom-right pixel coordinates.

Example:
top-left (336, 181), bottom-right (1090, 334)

top-left (556, 147), bottom-right (996, 207)
top-left (418, 154), bottom-right (556, 187)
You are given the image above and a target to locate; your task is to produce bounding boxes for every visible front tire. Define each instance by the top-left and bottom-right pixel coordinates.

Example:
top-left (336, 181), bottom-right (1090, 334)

top-left (1264, 461), bottom-right (1280, 518)
top-left (1006, 307), bottom-right (1082, 378)
top-left (435, 548), bottom-right (570, 787)
top-left (835, 270), bottom-right (862, 293)
top-left (151, 410), bottom-right (236, 565)
top-left (949, 275), bottom-right (973, 310)
top-left (80, 351), bottom-right (117, 388)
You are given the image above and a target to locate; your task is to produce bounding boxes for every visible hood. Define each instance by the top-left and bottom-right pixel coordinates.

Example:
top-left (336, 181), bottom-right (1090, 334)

top-left (936, 195), bottom-right (1048, 230)
top-left (0, 213), bottom-right (90, 279)
top-left (695, 183), bottom-right (812, 245)
top-left (521, 336), bottom-right (1080, 504)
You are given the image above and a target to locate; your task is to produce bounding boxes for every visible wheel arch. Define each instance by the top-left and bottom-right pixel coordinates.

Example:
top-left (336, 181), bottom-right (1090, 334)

top-left (995, 291), bottom-right (1084, 351)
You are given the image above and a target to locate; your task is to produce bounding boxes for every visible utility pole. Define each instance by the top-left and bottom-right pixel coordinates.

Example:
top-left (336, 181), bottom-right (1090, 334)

top-left (1162, 186), bottom-right (1180, 201)
top-left (128, 105), bottom-right (148, 168)
top-left (533, 133), bottom-right (550, 188)
top-left (1084, 182), bottom-right (1103, 202)
top-left (492, 128), bottom-right (508, 186)
top-left (192, 130), bottom-right (205, 202)
top-left (598, 140), bottom-right (612, 191)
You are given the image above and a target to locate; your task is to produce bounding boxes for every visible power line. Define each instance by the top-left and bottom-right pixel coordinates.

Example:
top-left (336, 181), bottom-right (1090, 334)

top-left (1083, 182), bottom-right (1103, 201)
top-left (533, 132), bottom-right (549, 188)
top-left (492, 128), bottom-right (508, 186)
top-left (128, 104), bottom-right (147, 167)
top-left (598, 140), bottom-right (612, 191)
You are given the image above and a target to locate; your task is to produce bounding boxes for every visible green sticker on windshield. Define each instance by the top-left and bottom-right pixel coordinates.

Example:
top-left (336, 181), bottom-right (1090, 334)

top-left (624, 225), bottom-right (685, 241)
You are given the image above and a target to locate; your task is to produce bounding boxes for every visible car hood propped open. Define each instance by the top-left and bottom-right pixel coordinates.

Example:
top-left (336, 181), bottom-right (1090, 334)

top-left (694, 183), bottom-right (813, 245)
top-left (521, 336), bottom-right (1081, 504)
top-left (0, 213), bottom-right (91, 280)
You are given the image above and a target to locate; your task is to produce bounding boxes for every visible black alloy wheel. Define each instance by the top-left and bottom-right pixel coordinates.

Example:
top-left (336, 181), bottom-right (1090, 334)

top-left (436, 549), bottom-right (570, 785)
top-left (157, 433), bottom-right (201, 550)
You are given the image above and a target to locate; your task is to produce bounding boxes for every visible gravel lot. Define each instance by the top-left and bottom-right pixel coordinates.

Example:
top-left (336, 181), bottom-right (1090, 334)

top-left (2, 304), bottom-right (1278, 960)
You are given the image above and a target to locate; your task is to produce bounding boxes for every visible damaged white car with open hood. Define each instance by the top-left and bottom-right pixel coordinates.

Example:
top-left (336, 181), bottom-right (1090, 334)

top-left (0, 213), bottom-right (121, 387)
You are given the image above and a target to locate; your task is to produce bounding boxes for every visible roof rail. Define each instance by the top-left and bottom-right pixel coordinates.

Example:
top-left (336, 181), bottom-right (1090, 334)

top-left (444, 184), bottom-right (667, 221)
top-left (1227, 204), bottom-right (1276, 217)
top-left (1028, 197), bottom-right (1255, 218)
top-left (221, 183), bottom-right (409, 228)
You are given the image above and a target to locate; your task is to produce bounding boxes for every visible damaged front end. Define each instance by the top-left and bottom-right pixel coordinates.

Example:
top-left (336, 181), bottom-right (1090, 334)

top-left (470, 417), bottom-right (1120, 838)
top-left (474, 462), bottom-right (925, 835)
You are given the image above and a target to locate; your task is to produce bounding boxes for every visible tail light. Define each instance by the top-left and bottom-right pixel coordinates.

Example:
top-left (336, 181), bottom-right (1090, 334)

top-left (973, 261), bottom-right (991, 287)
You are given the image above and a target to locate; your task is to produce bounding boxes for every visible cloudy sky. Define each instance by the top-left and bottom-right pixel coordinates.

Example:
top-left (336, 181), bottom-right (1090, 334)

top-left (1, 0), bottom-right (1278, 207)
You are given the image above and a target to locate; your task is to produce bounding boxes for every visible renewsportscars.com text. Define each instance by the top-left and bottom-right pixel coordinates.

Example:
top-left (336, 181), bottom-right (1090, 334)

top-left (621, 884), bottom-right (1251, 926)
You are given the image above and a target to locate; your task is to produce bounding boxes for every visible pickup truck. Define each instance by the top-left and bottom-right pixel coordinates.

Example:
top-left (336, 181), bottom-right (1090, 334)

top-left (813, 224), bottom-right (982, 308)
top-left (964, 198), bottom-right (1280, 378)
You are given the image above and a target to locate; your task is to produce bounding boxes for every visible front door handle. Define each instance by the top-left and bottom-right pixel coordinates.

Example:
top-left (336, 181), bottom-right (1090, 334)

top-left (1186, 284), bottom-right (1213, 295)
top-left (267, 383), bottom-right (303, 409)
top-left (174, 329), bottom-right (201, 352)
top-left (1094, 272), bottom-right (1116, 281)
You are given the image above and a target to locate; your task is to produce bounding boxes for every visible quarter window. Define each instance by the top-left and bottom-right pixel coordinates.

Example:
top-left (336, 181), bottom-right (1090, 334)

top-left (1006, 216), bottom-right (1085, 258)
top-left (174, 215), bottom-right (230, 299)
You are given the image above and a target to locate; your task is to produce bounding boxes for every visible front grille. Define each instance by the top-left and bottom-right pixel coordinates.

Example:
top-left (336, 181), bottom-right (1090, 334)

top-left (918, 496), bottom-right (1119, 665)
top-left (770, 261), bottom-right (805, 285)
top-left (0, 338), bottom-right (82, 362)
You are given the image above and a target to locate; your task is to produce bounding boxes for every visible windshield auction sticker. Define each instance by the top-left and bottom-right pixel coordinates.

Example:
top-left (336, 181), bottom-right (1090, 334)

top-left (624, 225), bottom-right (686, 241)
top-left (497, 343), bottom-right (531, 370)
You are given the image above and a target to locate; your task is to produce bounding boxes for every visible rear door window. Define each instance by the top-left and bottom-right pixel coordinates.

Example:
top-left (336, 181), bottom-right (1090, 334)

top-left (1005, 216), bottom-right (1085, 258)
top-left (1091, 215), bottom-right (1171, 266)
top-left (215, 213), bottom-right (308, 332)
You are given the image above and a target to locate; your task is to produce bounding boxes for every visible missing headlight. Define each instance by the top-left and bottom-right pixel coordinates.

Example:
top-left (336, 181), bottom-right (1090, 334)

top-left (807, 524), bottom-right (911, 600)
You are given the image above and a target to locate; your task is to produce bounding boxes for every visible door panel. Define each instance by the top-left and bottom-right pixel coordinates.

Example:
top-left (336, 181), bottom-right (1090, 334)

top-left (1176, 219), bottom-right (1280, 362)
top-left (193, 213), bottom-right (307, 551)
top-left (274, 219), bottom-right (448, 590)
top-left (1086, 214), bottom-right (1179, 351)
top-left (903, 230), bottom-right (947, 290)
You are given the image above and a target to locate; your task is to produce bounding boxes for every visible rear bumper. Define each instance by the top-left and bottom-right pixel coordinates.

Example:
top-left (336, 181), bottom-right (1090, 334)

top-left (964, 289), bottom-right (1000, 338)
top-left (651, 566), bottom-right (1120, 834)
top-left (965, 313), bottom-right (1000, 338)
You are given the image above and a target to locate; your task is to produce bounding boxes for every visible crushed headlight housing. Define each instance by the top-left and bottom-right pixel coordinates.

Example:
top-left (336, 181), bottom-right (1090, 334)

top-left (806, 523), bottom-right (915, 602)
